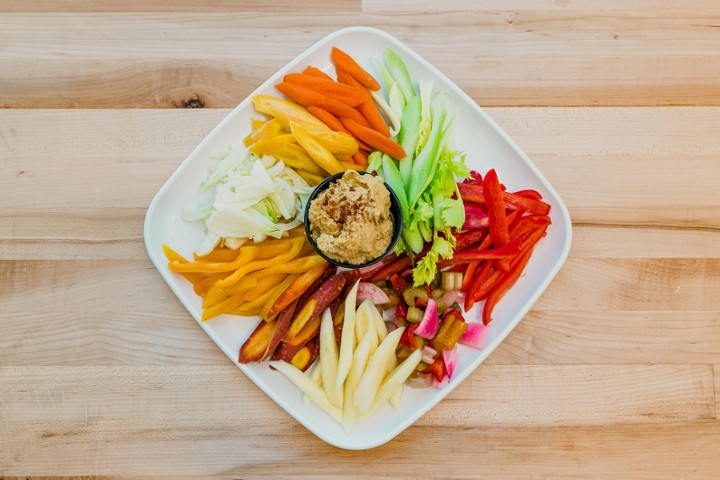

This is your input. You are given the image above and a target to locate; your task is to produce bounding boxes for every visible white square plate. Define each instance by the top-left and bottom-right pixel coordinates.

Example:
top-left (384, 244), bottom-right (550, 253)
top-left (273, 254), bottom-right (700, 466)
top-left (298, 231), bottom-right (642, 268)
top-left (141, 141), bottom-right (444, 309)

top-left (144, 26), bottom-right (572, 450)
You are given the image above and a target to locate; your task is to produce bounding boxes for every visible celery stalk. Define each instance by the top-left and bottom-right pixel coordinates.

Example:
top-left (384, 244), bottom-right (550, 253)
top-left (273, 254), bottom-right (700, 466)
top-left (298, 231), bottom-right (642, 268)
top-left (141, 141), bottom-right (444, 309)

top-left (384, 49), bottom-right (415, 104)
top-left (397, 95), bottom-right (422, 186)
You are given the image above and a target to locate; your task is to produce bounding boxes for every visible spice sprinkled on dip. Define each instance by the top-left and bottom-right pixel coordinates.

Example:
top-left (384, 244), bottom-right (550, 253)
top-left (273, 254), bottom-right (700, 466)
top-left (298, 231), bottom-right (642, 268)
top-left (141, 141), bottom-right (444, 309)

top-left (308, 170), bottom-right (393, 266)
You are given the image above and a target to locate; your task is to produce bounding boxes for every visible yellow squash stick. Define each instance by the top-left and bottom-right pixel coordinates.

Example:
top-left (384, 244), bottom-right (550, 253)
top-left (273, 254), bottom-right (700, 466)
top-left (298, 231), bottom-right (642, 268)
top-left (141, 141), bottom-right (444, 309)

top-left (290, 122), bottom-right (344, 175)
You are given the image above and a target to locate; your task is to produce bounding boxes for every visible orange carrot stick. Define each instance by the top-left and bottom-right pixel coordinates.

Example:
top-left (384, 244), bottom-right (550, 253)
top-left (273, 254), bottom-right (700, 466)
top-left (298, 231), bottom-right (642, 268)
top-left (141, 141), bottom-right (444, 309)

top-left (276, 82), bottom-right (367, 125)
top-left (341, 118), bottom-right (407, 159)
top-left (284, 73), bottom-right (370, 106)
top-left (303, 65), bottom-right (333, 81)
top-left (330, 46), bottom-right (381, 90)
top-left (352, 150), bottom-right (368, 167)
top-left (307, 106), bottom-right (372, 151)
top-left (335, 67), bottom-right (390, 136)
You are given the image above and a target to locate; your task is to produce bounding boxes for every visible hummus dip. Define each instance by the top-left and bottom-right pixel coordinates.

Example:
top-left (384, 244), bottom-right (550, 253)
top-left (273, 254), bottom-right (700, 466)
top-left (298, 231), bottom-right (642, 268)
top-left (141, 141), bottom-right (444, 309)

top-left (308, 170), bottom-right (393, 265)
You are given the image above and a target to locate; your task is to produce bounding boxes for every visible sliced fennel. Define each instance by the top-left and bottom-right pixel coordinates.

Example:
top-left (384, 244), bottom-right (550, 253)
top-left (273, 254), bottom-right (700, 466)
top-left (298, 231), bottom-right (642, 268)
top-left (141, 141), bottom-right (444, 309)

top-left (183, 146), bottom-right (313, 256)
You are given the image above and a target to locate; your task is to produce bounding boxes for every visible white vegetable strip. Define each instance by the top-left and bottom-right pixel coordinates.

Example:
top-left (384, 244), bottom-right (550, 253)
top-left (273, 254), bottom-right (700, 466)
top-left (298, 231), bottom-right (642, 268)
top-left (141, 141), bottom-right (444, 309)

top-left (357, 349), bottom-right (422, 422)
top-left (320, 308), bottom-right (343, 409)
top-left (270, 360), bottom-right (341, 423)
top-left (353, 327), bottom-right (405, 415)
top-left (336, 280), bottom-right (360, 393)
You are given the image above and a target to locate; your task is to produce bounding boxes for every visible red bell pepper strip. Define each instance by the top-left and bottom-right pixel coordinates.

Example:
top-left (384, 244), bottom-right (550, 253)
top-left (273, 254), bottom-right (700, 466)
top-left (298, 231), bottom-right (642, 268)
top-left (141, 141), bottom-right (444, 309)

top-left (439, 237), bottom-right (521, 266)
top-left (460, 261), bottom-right (480, 292)
top-left (513, 189), bottom-right (543, 200)
top-left (482, 248), bottom-right (534, 325)
top-left (455, 227), bottom-right (489, 251)
top-left (463, 261), bottom-right (494, 311)
top-left (483, 169), bottom-right (510, 247)
top-left (458, 183), bottom-right (551, 216)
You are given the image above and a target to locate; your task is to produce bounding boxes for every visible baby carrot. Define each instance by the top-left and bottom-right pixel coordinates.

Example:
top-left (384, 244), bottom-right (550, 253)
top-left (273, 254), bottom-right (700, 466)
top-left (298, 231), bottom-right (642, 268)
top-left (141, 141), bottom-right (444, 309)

top-left (303, 65), bottom-right (334, 82)
top-left (340, 118), bottom-right (407, 159)
top-left (284, 73), bottom-right (370, 107)
top-left (352, 150), bottom-right (368, 167)
top-left (276, 82), bottom-right (366, 125)
top-left (330, 46), bottom-right (381, 90)
top-left (307, 106), bottom-right (372, 151)
top-left (335, 67), bottom-right (390, 136)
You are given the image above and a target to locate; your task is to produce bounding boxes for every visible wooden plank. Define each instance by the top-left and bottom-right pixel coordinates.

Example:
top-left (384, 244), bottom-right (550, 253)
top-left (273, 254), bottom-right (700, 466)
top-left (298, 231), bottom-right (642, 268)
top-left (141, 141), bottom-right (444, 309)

top-left (0, 365), bottom-right (715, 476)
top-left (487, 311), bottom-right (720, 365)
top-left (0, 0), bottom-right (359, 12)
top-left (2, 11), bottom-right (720, 107)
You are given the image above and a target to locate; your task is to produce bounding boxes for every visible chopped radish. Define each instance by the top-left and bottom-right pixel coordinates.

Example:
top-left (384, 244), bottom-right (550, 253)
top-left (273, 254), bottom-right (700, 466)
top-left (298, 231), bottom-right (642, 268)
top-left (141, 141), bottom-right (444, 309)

top-left (414, 298), bottom-right (439, 339)
top-left (394, 300), bottom-right (408, 318)
top-left (356, 282), bottom-right (390, 306)
top-left (459, 322), bottom-right (489, 349)
top-left (440, 289), bottom-right (459, 308)
top-left (442, 346), bottom-right (459, 379)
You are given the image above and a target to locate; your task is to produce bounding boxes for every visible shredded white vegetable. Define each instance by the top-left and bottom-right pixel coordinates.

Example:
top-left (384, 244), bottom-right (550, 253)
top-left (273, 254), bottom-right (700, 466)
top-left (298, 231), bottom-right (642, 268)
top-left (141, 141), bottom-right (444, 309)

top-left (183, 146), bottom-right (313, 256)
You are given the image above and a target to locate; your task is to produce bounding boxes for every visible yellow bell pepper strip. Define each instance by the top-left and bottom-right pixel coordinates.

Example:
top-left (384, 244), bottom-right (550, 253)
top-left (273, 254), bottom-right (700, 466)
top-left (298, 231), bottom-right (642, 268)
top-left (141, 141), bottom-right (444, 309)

top-left (251, 118), bottom-right (265, 130)
top-left (168, 245), bottom-right (259, 274)
top-left (250, 137), bottom-right (325, 175)
top-left (340, 161), bottom-right (363, 171)
top-left (193, 247), bottom-right (242, 263)
top-left (202, 273), bottom-right (260, 309)
top-left (243, 118), bottom-right (286, 147)
top-left (252, 255), bottom-right (327, 282)
top-left (215, 237), bottom-right (305, 288)
top-left (193, 272), bottom-right (229, 297)
top-left (203, 273), bottom-right (293, 321)
top-left (252, 94), bottom-right (330, 134)
top-left (290, 122), bottom-right (344, 175)
top-left (162, 244), bottom-right (205, 284)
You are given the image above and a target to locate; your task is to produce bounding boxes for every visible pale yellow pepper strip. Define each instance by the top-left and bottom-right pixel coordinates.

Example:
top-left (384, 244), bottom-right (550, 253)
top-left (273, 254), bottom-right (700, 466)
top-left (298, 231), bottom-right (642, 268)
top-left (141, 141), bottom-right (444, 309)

top-left (290, 122), bottom-right (344, 175)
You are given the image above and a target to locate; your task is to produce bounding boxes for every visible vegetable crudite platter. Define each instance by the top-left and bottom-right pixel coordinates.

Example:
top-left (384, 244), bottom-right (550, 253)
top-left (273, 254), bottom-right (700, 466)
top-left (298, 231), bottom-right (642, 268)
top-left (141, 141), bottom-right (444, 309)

top-left (144, 26), bottom-right (572, 450)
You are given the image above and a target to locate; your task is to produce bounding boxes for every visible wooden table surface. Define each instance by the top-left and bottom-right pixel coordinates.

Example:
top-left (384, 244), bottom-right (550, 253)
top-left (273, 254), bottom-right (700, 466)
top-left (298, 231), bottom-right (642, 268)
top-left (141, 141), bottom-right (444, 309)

top-left (2, 1), bottom-right (719, 478)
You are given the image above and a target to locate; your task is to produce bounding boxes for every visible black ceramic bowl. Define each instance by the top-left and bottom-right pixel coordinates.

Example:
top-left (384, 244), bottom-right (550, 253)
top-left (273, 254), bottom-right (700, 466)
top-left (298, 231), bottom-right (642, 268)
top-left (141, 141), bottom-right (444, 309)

top-left (304, 170), bottom-right (403, 269)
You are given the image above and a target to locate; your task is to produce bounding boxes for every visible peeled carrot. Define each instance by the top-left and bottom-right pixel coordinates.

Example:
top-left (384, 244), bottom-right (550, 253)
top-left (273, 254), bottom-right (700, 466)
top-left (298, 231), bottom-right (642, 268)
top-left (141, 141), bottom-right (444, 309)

top-left (330, 46), bottom-right (381, 90)
top-left (335, 67), bottom-right (390, 136)
top-left (352, 150), bottom-right (368, 167)
top-left (285, 73), bottom-right (370, 106)
top-left (303, 65), bottom-right (333, 82)
top-left (276, 82), bottom-right (366, 125)
top-left (340, 118), bottom-right (407, 159)
top-left (307, 106), bottom-right (372, 151)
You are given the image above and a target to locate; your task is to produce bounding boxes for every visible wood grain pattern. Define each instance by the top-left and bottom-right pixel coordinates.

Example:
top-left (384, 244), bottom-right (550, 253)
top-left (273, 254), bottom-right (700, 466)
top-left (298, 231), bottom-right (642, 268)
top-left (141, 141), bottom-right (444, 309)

top-left (1, 365), bottom-right (717, 476)
top-left (1, 2), bottom-right (719, 477)
top-left (2, 7), bottom-right (720, 107)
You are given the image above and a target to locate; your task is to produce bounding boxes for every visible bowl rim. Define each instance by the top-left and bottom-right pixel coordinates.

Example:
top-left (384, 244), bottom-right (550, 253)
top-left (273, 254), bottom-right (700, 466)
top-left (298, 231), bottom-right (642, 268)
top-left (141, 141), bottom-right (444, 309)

top-left (303, 169), bottom-right (404, 269)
